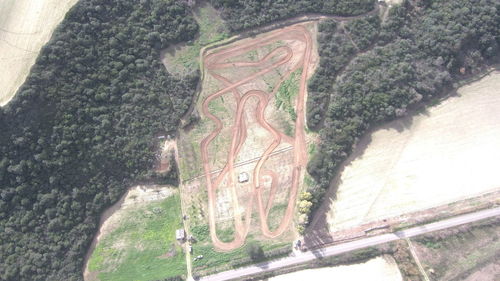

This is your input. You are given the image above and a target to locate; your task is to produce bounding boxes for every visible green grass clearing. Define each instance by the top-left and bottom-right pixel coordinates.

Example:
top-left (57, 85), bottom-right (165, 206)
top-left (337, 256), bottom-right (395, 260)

top-left (303, 172), bottom-right (316, 190)
top-left (179, 139), bottom-right (202, 182)
top-left (88, 194), bottom-right (186, 281)
top-left (275, 69), bottom-right (302, 121)
top-left (178, 117), bottom-right (213, 181)
top-left (207, 96), bottom-right (228, 116)
top-left (307, 142), bottom-right (316, 156)
top-left (274, 110), bottom-right (294, 137)
top-left (188, 221), bottom-right (291, 277)
top-left (163, 2), bottom-right (229, 75)
top-left (267, 203), bottom-right (288, 231)
top-left (216, 225), bottom-right (236, 243)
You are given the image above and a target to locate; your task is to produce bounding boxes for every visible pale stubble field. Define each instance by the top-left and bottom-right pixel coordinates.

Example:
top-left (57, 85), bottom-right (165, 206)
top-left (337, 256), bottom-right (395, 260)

top-left (0, 0), bottom-right (77, 106)
top-left (326, 71), bottom-right (500, 232)
top-left (269, 255), bottom-right (402, 281)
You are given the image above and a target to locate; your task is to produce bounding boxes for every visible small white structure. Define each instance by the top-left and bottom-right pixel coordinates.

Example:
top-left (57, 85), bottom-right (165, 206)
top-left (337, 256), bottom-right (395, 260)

top-left (176, 229), bottom-right (186, 241)
top-left (238, 172), bottom-right (249, 183)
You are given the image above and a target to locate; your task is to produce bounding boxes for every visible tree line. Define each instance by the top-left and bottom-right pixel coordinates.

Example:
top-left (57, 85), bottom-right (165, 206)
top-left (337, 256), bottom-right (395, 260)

top-left (210, 0), bottom-right (376, 31)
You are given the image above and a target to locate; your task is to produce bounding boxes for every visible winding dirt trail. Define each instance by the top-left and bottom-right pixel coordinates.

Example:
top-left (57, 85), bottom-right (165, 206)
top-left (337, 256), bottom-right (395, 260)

top-left (200, 25), bottom-right (313, 251)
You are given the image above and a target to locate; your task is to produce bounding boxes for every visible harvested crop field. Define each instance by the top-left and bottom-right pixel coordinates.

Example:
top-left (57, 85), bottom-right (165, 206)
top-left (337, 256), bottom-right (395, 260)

top-left (0, 0), bottom-right (77, 106)
top-left (269, 255), bottom-right (402, 281)
top-left (325, 71), bottom-right (500, 232)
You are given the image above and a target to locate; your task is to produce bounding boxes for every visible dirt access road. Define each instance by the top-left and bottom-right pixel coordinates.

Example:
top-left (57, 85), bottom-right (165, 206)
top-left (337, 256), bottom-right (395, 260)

top-left (200, 25), bottom-right (313, 251)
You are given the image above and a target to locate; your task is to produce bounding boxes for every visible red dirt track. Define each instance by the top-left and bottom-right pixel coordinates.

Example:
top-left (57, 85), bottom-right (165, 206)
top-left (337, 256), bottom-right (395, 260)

top-left (200, 25), bottom-right (313, 251)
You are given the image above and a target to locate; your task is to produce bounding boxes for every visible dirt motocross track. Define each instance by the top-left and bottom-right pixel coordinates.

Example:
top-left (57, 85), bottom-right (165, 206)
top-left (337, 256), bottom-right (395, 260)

top-left (200, 25), bottom-right (313, 251)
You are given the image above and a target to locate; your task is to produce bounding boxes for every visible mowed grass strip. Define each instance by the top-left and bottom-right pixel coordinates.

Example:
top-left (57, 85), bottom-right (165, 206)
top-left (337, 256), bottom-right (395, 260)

top-left (88, 194), bottom-right (186, 281)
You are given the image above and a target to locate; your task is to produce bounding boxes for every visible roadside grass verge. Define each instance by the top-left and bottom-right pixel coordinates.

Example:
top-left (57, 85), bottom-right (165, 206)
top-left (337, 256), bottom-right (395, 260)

top-left (189, 223), bottom-right (291, 277)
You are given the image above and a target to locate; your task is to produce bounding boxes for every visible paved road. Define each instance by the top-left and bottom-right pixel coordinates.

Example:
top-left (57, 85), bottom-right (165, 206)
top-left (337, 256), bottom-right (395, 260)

top-left (200, 206), bottom-right (500, 281)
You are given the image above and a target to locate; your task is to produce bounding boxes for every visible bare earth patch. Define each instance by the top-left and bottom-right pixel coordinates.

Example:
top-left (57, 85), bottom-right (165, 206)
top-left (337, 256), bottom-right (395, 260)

top-left (0, 0), bottom-right (77, 106)
top-left (269, 255), bottom-right (402, 281)
top-left (326, 71), bottom-right (500, 232)
top-left (156, 138), bottom-right (177, 173)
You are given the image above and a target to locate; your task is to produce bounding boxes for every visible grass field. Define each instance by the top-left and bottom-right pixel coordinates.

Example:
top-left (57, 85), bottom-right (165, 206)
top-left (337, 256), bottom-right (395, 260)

top-left (87, 192), bottom-right (186, 281)
top-left (412, 218), bottom-right (500, 281)
top-left (325, 71), bottom-right (500, 232)
top-left (161, 2), bottom-right (229, 75)
top-left (190, 221), bottom-right (291, 277)
top-left (0, 0), bottom-right (77, 106)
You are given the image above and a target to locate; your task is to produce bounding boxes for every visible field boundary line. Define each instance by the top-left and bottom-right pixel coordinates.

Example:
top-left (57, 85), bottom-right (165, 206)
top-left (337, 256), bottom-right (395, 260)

top-left (405, 238), bottom-right (430, 281)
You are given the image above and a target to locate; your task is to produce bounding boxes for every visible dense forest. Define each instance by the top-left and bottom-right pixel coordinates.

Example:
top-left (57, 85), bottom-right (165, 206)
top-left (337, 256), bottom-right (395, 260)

top-left (306, 14), bottom-right (381, 129)
top-left (302, 0), bottom-right (500, 230)
top-left (0, 1), bottom-right (198, 280)
top-left (210, 0), bottom-right (375, 31)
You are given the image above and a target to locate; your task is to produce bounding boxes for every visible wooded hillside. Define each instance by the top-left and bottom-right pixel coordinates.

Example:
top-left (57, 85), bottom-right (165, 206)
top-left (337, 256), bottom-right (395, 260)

top-left (0, 1), bottom-right (197, 280)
